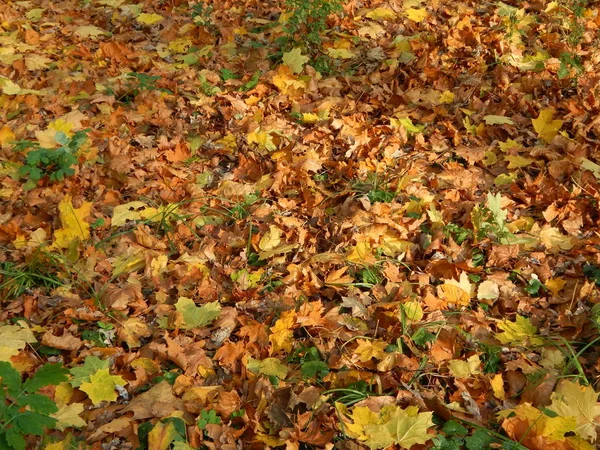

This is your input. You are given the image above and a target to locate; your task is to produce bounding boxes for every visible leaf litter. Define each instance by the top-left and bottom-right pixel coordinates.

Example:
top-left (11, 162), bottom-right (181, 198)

top-left (0, 0), bottom-right (600, 449)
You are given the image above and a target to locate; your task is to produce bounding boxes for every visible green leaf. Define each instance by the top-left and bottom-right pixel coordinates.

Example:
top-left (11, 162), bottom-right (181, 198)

top-left (23, 363), bottom-right (68, 392)
top-left (17, 393), bottom-right (58, 415)
top-left (174, 297), bottom-right (221, 329)
top-left (465, 429), bottom-right (496, 449)
top-left (247, 357), bottom-right (288, 379)
top-left (442, 420), bottom-right (468, 437)
top-left (79, 368), bottom-right (126, 405)
top-left (4, 428), bottom-right (26, 450)
top-left (282, 48), bottom-right (309, 74)
top-left (69, 356), bottom-right (110, 387)
top-left (15, 411), bottom-right (57, 435)
top-left (0, 361), bottom-right (21, 396)
top-left (301, 360), bottom-right (329, 379)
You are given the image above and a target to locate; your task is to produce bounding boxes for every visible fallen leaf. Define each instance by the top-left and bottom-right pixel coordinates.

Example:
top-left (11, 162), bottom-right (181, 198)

top-left (123, 381), bottom-right (184, 420)
top-left (53, 195), bottom-right (92, 249)
top-left (549, 380), bottom-right (600, 441)
top-left (282, 48), bottom-right (308, 74)
top-left (532, 109), bottom-right (563, 143)
top-left (79, 368), bottom-right (126, 405)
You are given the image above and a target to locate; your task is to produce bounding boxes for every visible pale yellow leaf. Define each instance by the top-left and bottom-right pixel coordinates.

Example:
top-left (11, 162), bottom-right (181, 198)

top-left (549, 380), bottom-right (600, 441)
top-left (354, 339), bottom-right (387, 362)
top-left (282, 48), bottom-right (308, 74)
top-left (404, 7), bottom-right (428, 22)
top-left (491, 374), bottom-right (505, 400)
top-left (532, 109), bottom-right (563, 143)
top-left (74, 25), bottom-right (110, 39)
top-left (53, 195), bottom-right (92, 249)
top-left (365, 7), bottom-right (396, 20)
top-left (259, 225), bottom-right (282, 251)
top-left (136, 13), bottom-right (164, 25)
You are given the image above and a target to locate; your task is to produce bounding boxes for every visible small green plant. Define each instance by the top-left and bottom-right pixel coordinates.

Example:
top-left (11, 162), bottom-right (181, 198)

top-left (280, 0), bottom-right (344, 52)
top-left (0, 362), bottom-right (69, 450)
top-left (558, 52), bottom-right (584, 80)
top-left (197, 409), bottom-right (222, 431)
top-left (524, 275), bottom-right (545, 296)
top-left (471, 193), bottom-right (514, 243)
top-left (190, 1), bottom-right (218, 34)
top-left (18, 129), bottom-right (90, 190)
top-left (352, 173), bottom-right (396, 204)
top-left (0, 254), bottom-right (64, 300)
top-left (432, 420), bottom-right (499, 450)
top-left (444, 223), bottom-right (473, 245)
top-left (289, 346), bottom-right (330, 381)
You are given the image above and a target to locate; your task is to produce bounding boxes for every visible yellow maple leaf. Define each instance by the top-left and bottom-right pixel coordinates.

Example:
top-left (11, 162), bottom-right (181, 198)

top-left (80, 368), bottom-right (126, 405)
top-left (346, 242), bottom-right (377, 265)
top-left (500, 403), bottom-right (580, 444)
top-left (404, 7), bottom-right (428, 22)
top-left (269, 310), bottom-right (296, 354)
top-left (282, 48), bottom-right (309, 74)
top-left (363, 405), bottom-right (434, 449)
top-left (491, 374), bottom-right (505, 400)
top-left (549, 380), bottom-right (600, 441)
top-left (327, 48), bottom-right (355, 59)
top-left (439, 90), bottom-right (455, 104)
top-left (495, 315), bottom-right (544, 346)
top-left (136, 13), bottom-right (164, 25)
top-left (532, 108), bottom-right (563, 143)
top-left (51, 402), bottom-right (86, 431)
top-left (448, 354), bottom-right (481, 378)
top-left (365, 7), bottom-right (396, 20)
top-left (354, 339), bottom-right (387, 362)
top-left (52, 195), bottom-right (92, 249)
top-left (337, 404), bottom-right (380, 440)
top-left (259, 225), bottom-right (282, 251)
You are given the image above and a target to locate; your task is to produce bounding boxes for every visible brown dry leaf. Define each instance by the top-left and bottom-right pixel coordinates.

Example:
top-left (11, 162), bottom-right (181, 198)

top-left (41, 330), bottom-right (83, 351)
top-left (118, 318), bottom-right (152, 348)
top-left (123, 381), bottom-right (184, 420)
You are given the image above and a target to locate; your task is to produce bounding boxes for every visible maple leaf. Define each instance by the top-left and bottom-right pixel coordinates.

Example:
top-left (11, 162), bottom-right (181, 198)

top-left (404, 8), bottom-right (428, 23)
top-left (69, 356), bottom-right (109, 387)
top-left (148, 420), bottom-right (179, 450)
top-left (0, 321), bottom-right (37, 362)
top-left (549, 380), bottom-right (600, 441)
top-left (344, 404), bottom-right (434, 449)
top-left (51, 403), bottom-right (86, 431)
top-left (247, 357), bottom-right (288, 379)
top-left (118, 318), bottom-right (152, 348)
top-left (259, 225), bottom-right (282, 251)
top-left (448, 354), bottom-right (482, 378)
top-left (74, 25), bottom-right (110, 39)
top-left (532, 108), bottom-right (563, 143)
top-left (353, 339), bottom-right (388, 363)
top-left (124, 381), bottom-right (184, 420)
top-left (282, 48), bottom-right (308, 74)
top-left (495, 315), bottom-right (545, 346)
top-left (136, 13), bottom-right (164, 25)
top-left (269, 310), bottom-right (296, 354)
top-left (52, 195), bottom-right (92, 249)
top-left (174, 297), bottom-right (221, 329)
top-left (483, 115), bottom-right (515, 125)
top-left (79, 368), bottom-right (126, 405)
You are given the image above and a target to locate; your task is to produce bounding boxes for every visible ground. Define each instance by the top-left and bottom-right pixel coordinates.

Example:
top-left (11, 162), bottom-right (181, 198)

top-left (1, 0), bottom-right (600, 449)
